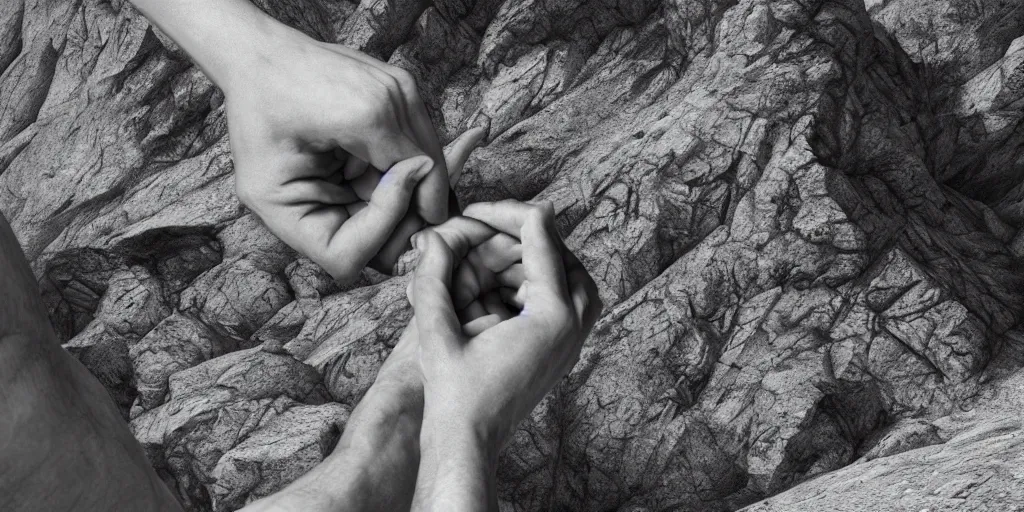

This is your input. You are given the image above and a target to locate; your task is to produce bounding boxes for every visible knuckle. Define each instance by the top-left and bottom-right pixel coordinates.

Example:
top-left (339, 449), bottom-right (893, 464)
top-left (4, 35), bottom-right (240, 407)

top-left (359, 82), bottom-right (395, 119)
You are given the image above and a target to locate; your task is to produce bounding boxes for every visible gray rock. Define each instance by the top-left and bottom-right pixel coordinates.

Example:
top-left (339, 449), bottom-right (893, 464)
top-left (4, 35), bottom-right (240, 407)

top-left (742, 418), bottom-right (1024, 512)
top-left (208, 403), bottom-right (350, 511)
top-left (3, 0), bottom-right (1024, 509)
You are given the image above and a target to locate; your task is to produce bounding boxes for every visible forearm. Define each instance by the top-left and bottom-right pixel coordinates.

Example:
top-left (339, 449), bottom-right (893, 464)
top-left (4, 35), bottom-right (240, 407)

top-left (413, 416), bottom-right (499, 512)
top-left (240, 381), bottom-right (423, 512)
top-left (128, 0), bottom-right (301, 94)
top-left (328, 383), bottom-right (424, 511)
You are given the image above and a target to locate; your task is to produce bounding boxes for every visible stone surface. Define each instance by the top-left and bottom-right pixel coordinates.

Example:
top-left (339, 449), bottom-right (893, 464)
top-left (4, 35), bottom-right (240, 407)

top-left (2, 0), bottom-right (1024, 510)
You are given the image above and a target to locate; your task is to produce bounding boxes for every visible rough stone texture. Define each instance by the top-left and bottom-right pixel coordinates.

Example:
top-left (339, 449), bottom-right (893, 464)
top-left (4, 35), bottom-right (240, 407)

top-left (2, 0), bottom-right (1024, 510)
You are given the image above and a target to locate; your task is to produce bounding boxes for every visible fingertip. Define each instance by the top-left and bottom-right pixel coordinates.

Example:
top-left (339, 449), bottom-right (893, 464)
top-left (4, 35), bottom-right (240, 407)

top-left (462, 313), bottom-right (502, 337)
top-left (444, 126), bottom-right (487, 184)
top-left (465, 125), bottom-right (487, 140)
top-left (415, 229), bottom-right (454, 283)
top-left (462, 201), bottom-right (482, 218)
top-left (390, 155), bottom-right (434, 182)
top-left (415, 161), bottom-right (450, 225)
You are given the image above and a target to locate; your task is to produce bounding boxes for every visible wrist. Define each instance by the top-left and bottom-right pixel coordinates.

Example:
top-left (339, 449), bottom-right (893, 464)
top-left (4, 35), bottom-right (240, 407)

top-left (216, 15), bottom-right (312, 98)
top-left (130, 0), bottom-right (308, 95)
top-left (338, 386), bottom-right (423, 453)
top-left (420, 410), bottom-right (501, 468)
top-left (414, 413), bottom-right (500, 511)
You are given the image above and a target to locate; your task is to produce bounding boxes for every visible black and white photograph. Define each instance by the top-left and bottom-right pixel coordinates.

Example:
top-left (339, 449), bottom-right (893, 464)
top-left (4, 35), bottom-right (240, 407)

top-left (1, 0), bottom-right (1023, 510)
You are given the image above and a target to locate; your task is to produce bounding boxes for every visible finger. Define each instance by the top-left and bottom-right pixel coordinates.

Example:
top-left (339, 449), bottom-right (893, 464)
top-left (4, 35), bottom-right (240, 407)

top-left (402, 87), bottom-right (450, 226)
top-left (463, 199), bottom-right (545, 238)
top-left (464, 199), bottom-right (575, 302)
top-left (517, 202), bottom-right (570, 301)
top-left (462, 314), bottom-right (502, 337)
top-left (500, 283), bottom-right (526, 310)
top-left (316, 156), bottom-right (432, 280)
top-left (346, 201), bottom-right (367, 217)
top-left (498, 263), bottom-right (525, 289)
top-left (481, 291), bottom-right (514, 320)
top-left (450, 235), bottom-right (521, 309)
top-left (343, 154), bottom-right (370, 181)
top-left (459, 300), bottom-right (488, 325)
top-left (449, 233), bottom-right (523, 309)
top-left (444, 127), bottom-right (487, 185)
top-left (276, 179), bottom-right (359, 205)
top-left (413, 230), bottom-right (461, 345)
top-left (370, 213), bottom-right (424, 275)
top-left (351, 167), bottom-right (382, 202)
top-left (465, 235), bottom-right (521, 275)
top-left (370, 134), bottom-right (448, 228)
top-left (452, 262), bottom-right (483, 310)
top-left (427, 216), bottom-right (498, 262)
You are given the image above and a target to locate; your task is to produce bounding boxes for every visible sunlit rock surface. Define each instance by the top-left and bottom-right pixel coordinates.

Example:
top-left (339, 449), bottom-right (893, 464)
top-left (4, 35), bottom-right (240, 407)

top-left (2, 0), bottom-right (1023, 510)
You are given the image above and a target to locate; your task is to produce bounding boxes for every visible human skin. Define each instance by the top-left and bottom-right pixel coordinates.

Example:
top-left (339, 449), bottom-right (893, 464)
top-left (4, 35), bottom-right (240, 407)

top-left (129, 0), bottom-right (459, 281)
top-left (409, 201), bottom-right (603, 511)
top-left (1, 2), bottom-right (601, 509)
top-left (0, 213), bottom-right (183, 511)
top-left (0, 139), bottom-right (484, 512)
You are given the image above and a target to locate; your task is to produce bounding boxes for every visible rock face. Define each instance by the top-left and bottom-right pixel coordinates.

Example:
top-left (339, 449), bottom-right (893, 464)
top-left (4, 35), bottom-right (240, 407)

top-left (2, 0), bottom-right (1024, 510)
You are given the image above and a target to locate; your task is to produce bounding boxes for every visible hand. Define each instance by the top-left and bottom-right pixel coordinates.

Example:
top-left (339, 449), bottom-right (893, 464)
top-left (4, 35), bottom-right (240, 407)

top-left (408, 215), bottom-right (526, 335)
top-left (409, 200), bottom-right (602, 511)
top-left (235, 137), bottom-right (493, 512)
top-left (223, 22), bottom-right (484, 280)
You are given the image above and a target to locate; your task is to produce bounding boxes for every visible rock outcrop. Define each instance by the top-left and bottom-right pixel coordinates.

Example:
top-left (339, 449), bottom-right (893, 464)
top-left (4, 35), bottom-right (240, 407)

top-left (2, 0), bottom-right (1023, 510)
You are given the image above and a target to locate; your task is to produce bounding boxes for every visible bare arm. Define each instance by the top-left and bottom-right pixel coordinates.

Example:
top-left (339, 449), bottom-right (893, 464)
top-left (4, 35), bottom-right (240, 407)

top-left (408, 202), bottom-right (603, 512)
top-left (415, 417), bottom-right (499, 511)
top-left (129, 0), bottom-right (282, 94)
top-left (129, 0), bottom-right (453, 282)
top-left (239, 327), bottom-right (425, 512)
top-left (236, 132), bottom-right (486, 512)
top-left (0, 215), bottom-right (183, 512)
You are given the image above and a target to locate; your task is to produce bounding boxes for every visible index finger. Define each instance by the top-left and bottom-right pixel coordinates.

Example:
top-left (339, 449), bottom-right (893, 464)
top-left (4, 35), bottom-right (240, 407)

top-left (425, 216), bottom-right (498, 261)
top-left (361, 129), bottom-right (449, 228)
top-left (406, 100), bottom-right (450, 226)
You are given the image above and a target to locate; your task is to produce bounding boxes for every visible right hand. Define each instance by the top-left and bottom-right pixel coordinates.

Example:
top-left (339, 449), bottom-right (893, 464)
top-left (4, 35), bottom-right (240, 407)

top-left (410, 200), bottom-right (603, 445)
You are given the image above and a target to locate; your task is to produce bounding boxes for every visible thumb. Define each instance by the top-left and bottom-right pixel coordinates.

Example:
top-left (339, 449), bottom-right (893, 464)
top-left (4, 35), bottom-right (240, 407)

top-left (444, 127), bottom-right (487, 185)
top-left (413, 230), bottom-right (462, 349)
